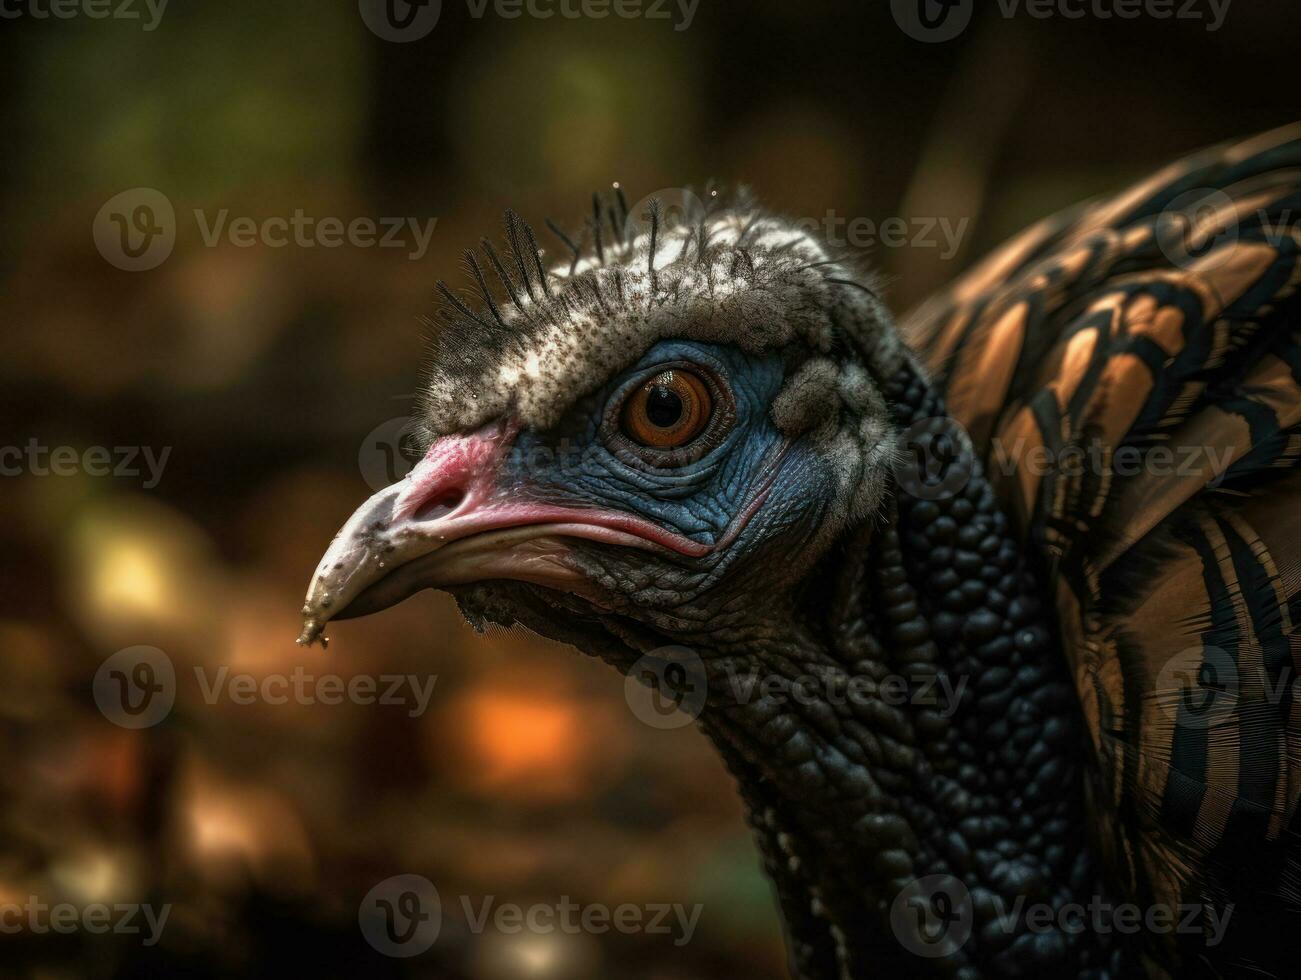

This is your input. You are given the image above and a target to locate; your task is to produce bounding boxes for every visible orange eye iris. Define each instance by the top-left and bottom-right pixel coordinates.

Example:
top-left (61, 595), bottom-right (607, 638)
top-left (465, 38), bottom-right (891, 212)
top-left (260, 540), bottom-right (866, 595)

top-left (621, 370), bottom-right (713, 449)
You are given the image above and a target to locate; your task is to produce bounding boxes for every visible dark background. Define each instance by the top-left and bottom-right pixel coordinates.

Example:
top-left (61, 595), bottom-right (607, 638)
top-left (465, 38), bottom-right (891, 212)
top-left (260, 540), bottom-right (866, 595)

top-left (0, 1), bottom-right (1296, 976)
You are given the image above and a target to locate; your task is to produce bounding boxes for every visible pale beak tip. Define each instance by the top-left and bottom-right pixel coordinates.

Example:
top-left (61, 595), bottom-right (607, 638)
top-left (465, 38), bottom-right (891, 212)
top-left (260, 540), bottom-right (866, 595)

top-left (296, 616), bottom-right (329, 649)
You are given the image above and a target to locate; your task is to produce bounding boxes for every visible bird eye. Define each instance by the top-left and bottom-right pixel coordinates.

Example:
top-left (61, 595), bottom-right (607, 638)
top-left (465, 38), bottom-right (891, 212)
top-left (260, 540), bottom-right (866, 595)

top-left (621, 370), bottom-right (713, 449)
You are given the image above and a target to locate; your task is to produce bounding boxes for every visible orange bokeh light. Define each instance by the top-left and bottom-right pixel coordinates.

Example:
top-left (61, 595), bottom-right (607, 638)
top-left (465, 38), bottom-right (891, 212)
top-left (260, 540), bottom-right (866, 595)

top-left (451, 690), bottom-right (592, 799)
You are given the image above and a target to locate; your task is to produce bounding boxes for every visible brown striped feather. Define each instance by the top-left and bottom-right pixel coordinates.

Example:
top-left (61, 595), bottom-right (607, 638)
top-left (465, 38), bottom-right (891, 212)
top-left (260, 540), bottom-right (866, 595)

top-left (903, 125), bottom-right (1301, 977)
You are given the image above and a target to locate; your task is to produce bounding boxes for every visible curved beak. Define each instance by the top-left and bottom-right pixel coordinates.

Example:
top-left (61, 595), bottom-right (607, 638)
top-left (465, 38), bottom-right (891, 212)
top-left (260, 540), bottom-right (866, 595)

top-left (296, 422), bottom-right (709, 647)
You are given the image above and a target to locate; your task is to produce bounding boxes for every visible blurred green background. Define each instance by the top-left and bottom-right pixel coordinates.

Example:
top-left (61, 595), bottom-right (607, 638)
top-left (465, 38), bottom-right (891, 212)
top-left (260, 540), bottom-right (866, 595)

top-left (0, 1), bottom-right (1297, 976)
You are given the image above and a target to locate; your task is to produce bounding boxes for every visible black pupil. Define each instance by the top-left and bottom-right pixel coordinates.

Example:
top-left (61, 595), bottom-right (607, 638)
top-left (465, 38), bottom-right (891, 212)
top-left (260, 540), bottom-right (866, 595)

top-left (645, 385), bottom-right (684, 428)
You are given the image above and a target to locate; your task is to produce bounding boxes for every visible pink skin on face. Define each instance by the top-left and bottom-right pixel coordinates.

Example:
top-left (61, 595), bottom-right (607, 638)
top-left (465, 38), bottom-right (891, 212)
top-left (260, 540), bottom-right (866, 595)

top-left (391, 421), bottom-right (714, 557)
top-left (298, 420), bottom-right (788, 645)
top-left (298, 421), bottom-right (711, 645)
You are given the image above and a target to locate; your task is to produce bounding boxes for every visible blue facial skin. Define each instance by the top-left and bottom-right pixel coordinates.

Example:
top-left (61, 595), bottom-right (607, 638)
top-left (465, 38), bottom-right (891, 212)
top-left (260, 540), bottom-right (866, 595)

top-left (500, 340), bottom-right (789, 549)
top-left (477, 338), bottom-right (842, 633)
top-left (486, 338), bottom-right (845, 631)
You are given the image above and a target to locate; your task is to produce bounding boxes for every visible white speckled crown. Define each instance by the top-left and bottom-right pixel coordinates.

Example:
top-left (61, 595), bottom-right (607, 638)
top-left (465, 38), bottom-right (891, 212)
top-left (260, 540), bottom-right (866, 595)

top-left (418, 191), bottom-right (909, 525)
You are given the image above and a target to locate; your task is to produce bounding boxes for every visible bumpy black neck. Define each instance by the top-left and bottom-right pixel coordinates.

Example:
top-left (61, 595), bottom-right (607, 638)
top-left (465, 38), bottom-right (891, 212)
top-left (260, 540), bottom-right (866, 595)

top-left (695, 365), bottom-right (1123, 979)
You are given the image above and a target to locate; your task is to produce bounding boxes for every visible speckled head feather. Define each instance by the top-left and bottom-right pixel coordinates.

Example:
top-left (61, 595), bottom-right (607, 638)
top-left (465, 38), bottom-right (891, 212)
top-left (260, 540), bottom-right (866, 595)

top-left (419, 189), bottom-right (910, 524)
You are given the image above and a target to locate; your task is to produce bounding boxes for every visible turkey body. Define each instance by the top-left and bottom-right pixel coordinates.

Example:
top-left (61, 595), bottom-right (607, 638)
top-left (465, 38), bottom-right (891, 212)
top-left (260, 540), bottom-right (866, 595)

top-left (906, 124), bottom-right (1301, 979)
top-left (301, 125), bottom-right (1301, 979)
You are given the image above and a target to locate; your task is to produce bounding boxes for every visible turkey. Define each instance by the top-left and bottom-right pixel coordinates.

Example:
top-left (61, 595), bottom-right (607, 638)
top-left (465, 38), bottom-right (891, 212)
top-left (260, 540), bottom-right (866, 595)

top-left (299, 124), bottom-right (1301, 979)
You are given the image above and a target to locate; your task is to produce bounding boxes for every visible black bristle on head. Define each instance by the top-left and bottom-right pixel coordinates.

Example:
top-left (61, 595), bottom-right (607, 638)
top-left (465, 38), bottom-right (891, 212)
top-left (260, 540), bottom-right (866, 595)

top-left (518, 216), bottom-right (551, 297)
top-left (415, 186), bottom-right (905, 447)
top-left (687, 215), bottom-right (709, 264)
top-left (730, 247), bottom-right (756, 279)
top-left (590, 194), bottom-right (606, 265)
top-left (569, 223), bottom-right (590, 275)
top-left (647, 198), bottom-right (662, 295)
top-left (480, 238), bottom-right (526, 310)
top-left (463, 248), bottom-right (505, 327)
top-left (504, 209), bottom-right (538, 302)
top-left (544, 218), bottom-right (583, 276)
top-left (613, 183), bottom-right (630, 231)
top-left (582, 273), bottom-right (612, 316)
top-left (737, 210), bottom-right (763, 247)
top-left (605, 193), bottom-right (624, 249)
top-left (435, 280), bottom-right (493, 329)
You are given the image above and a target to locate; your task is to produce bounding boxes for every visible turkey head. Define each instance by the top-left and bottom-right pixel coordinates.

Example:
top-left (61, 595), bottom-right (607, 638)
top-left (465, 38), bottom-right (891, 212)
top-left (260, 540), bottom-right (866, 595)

top-left (299, 201), bottom-right (902, 662)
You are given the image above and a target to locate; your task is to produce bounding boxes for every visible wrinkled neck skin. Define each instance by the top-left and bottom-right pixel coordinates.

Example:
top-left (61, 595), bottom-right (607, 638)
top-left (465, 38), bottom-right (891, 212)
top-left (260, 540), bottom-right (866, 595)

top-left (671, 369), bottom-right (1120, 979)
